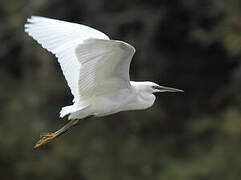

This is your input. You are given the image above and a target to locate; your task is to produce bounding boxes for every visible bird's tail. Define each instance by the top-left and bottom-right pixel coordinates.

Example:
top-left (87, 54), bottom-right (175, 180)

top-left (60, 103), bottom-right (90, 119)
top-left (60, 105), bottom-right (73, 118)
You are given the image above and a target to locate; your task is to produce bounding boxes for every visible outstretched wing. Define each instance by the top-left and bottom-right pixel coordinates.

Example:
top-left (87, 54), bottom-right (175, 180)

top-left (75, 38), bottom-right (135, 100)
top-left (24, 16), bottom-right (109, 103)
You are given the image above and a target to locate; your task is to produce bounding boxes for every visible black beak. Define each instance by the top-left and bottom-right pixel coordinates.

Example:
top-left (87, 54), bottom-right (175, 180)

top-left (154, 85), bottom-right (184, 93)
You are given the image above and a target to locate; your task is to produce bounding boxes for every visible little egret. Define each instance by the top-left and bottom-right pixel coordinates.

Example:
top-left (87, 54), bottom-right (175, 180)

top-left (24, 16), bottom-right (183, 148)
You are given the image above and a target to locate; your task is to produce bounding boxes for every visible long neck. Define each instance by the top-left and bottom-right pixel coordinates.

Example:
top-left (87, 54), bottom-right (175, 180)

top-left (130, 81), bottom-right (156, 110)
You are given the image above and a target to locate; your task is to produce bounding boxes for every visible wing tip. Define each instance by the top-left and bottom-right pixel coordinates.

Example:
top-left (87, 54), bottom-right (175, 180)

top-left (116, 40), bottom-right (136, 54)
top-left (24, 16), bottom-right (40, 32)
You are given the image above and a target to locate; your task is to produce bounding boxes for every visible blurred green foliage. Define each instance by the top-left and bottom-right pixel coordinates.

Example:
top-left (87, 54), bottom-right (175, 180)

top-left (0, 0), bottom-right (241, 179)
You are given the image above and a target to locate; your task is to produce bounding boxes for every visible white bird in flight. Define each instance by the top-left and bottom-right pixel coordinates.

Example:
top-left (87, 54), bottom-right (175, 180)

top-left (24, 16), bottom-right (183, 148)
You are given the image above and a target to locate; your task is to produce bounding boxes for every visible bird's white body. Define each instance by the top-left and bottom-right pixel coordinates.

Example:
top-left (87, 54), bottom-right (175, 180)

top-left (24, 16), bottom-right (182, 121)
top-left (64, 81), bottom-right (156, 119)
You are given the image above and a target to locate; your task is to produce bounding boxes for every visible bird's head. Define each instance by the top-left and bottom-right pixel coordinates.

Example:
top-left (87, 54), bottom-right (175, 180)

top-left (131, 81), bottom-right (184, 94)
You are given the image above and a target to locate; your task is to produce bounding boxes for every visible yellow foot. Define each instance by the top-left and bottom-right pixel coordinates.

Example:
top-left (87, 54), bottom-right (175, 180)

top-left (34, 133), bottom-right (57, 149)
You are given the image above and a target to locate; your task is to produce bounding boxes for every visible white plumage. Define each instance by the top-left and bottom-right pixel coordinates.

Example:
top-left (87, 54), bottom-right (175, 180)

top-left (25, 16), bottom-right (183, 148)
top-left (25, 16), bottom-right (109, 103)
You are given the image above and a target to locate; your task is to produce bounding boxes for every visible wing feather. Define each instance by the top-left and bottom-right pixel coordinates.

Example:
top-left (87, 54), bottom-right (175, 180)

top-left (24, 16), bottom-right (135, 104)
top-left (75, 39), bottom-right (135, 100)
top-left (24, 16), bottom-right (109, 103)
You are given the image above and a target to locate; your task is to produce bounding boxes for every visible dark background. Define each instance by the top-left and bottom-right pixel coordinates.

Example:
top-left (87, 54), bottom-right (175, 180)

top-left (0, 0), bottom-right (241, 179)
